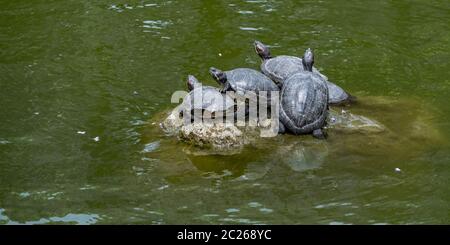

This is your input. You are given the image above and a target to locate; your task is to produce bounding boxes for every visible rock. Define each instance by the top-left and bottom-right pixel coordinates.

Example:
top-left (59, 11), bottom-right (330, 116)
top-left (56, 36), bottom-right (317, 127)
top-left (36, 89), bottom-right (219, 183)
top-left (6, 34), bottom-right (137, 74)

top-left (158, 104), bottom-right (281, 153)
top-left (179, 122), bottom-right (244, 150)
top-left (160, 106), bottom-right (184, 134)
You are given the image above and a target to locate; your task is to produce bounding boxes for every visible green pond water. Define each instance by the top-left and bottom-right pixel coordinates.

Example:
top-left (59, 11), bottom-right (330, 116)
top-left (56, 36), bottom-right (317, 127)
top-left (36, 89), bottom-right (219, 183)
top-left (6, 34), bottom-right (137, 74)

top-left (1, 0), bottom-right (449, 224)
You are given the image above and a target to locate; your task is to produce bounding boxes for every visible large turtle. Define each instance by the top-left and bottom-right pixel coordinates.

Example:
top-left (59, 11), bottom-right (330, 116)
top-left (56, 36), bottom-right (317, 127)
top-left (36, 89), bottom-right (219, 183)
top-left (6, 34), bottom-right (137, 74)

top-left (279, 48), bottom-right (329, 139)
top-left (254, 40), bottom-right (354, 105)
top-left (181, 75), bottom-right (235, 121)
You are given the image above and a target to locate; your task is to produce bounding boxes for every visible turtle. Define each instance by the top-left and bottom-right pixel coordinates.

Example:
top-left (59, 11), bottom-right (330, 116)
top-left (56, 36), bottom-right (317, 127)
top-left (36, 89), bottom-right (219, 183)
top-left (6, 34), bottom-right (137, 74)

top-left (279, 48), bottom-right (329, 139)
top-left (209, 67), bottom-right (279, 95)
top-left (181, 75), bottom-right (235, 121)
top-left (209, 67), bottom-right (281, 131)
top-left (209, 67), bottom-right (279, 106)
top-left (254, 40), bottom-right (354, 105)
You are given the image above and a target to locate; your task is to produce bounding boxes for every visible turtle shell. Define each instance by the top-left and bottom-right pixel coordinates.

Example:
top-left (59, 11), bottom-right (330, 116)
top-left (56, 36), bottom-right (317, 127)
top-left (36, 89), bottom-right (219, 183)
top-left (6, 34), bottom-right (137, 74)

top-left (225, 68), bottom-right (279, 96)
top-left (183, 86), bottom-right (234, 114)
top-left (326, 81), bottom-right (352, 104)
top-left (261, 55), bottom-right (328, 85)
top-left (261, 55), bottom-right (353, 104)
top-left (279, 72), bottom-right (329, 134)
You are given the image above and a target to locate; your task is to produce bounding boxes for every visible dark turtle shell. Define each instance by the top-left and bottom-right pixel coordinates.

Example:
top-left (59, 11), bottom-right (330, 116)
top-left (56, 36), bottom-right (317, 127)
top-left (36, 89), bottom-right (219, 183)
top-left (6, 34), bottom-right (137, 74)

top-left (279, 72), bottom-right (329, 134)
top-left (224, 68), bottom-right (279, 99)
top-left (326, 81), bottom-right (353, 104)
top-left (261, 55), bottom-right (352, 104)
top-left (261, 55), bottom-right (327, 85)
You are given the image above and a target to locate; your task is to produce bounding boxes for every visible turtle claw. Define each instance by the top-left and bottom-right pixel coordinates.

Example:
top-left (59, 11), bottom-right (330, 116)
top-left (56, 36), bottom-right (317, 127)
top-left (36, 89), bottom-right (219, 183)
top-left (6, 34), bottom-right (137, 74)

top-left (312, 129), bottom-right (327, 139)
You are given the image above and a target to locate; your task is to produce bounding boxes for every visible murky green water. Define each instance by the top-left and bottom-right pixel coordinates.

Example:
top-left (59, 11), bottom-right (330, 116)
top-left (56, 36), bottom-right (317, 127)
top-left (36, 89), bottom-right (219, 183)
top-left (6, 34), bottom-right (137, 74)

top-left (1, 0), bottom-right (449, 224)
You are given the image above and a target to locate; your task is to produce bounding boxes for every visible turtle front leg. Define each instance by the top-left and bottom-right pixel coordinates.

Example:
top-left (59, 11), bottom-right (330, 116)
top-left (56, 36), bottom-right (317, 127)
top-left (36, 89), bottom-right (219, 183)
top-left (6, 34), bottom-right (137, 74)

top-left (277, 82), bottom-right (283, 89)
top-left (312, 128), bottom-right (327, 139)
top-left (278, 120), bottom-right (286, 134)
top-left (219, 82), bottom-right (231, 93)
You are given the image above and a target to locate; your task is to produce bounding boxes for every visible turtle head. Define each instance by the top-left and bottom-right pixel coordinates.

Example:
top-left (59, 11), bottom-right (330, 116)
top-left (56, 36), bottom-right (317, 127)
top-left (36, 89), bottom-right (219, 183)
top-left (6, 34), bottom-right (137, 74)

top-left (187, 75), bottom-right (200, 91)
top-left (302, 48), bottom-right (314, 72)
top-left (254, 40), bottom-right (271, 60)
top-left (209, 67), bottom-right (227, 86)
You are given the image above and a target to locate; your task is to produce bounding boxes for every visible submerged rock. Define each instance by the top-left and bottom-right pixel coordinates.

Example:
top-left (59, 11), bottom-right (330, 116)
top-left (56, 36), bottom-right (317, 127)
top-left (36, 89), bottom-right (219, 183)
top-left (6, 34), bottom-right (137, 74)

top-left (327, 108), bottom-right (386, 134)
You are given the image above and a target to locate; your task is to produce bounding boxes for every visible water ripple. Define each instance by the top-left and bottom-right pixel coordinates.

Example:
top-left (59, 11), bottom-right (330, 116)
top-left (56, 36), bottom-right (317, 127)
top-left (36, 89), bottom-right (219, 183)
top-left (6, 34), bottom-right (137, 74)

top-left (142, 20), bottom-right (172, 29)
top-left (246, 0), bottom-right (267, 3)
top-left (248, 202), bottom-right (262, 208)
top-left (144, 3), bottom-right (158, 8)
top-left (225, 208), bottom-right (240, 213)
top-left (0, 209), bottom-right (100, 225)
top-left (259, 208), bottom-right (273, 213)
top-left (219, 217), bottom-right (262, 224)
top-left (238, 10), bottom-right (254, 15)
top-left (239, 26), bottom-right (263, 31)
top-left (142, 141), bottom-right (160, 153)
top-left (0, 139), bottom-right (11, 145)
top-left (109, 3), bottom-right (160, 12)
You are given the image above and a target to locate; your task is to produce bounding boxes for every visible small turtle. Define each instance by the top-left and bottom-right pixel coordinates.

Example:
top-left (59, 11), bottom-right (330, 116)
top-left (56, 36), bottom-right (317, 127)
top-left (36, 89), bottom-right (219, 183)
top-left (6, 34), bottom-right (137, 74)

top-left (209, 67), bottom-right (281, 131)
top-left (209, 67), bottom-right (279, 106)
top-left (254, 40), bottom-right (354, 105)
top-left (181, 75), bottom-right (235, 120)
top-left (209, 67), bottom-right (279, 94)
top-left (279, 48), bottom-right (329, 139)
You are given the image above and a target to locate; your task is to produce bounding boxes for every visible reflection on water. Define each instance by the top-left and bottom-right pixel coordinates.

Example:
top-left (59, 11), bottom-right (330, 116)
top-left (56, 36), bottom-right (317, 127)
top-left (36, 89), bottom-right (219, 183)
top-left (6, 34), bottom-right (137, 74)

top-left (0, 0), bottom-right (449, 224)
top-left (278, 141), bottom-right (329, 172)
top-left (0, 208), bottom-right (99, 225)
